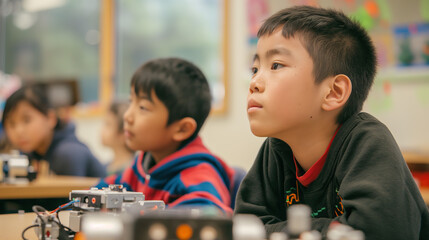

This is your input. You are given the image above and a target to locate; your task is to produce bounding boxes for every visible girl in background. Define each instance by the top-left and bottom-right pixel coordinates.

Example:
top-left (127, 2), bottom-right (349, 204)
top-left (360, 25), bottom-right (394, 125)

top-left (101, 100), bottom-right (135, 175)
top-left (1, 85), bottom-right (106, 177)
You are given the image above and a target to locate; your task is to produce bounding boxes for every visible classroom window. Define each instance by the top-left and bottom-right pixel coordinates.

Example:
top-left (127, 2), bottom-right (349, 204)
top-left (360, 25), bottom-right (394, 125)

top-left (0, 0), bottom-right (227, 112)
top-left (0, 0), bottom-right (100, 103)
top-left (115, 0), bottom-right (227, 111)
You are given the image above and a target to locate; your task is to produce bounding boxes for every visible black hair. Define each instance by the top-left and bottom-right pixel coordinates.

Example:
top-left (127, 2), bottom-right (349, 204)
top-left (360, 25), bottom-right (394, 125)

top-left (131, 58), bottom-right (212, 141)
top-left (1, 84), bottom-right (63, 130)
top-left (258, 5), bottom-right (377, 123)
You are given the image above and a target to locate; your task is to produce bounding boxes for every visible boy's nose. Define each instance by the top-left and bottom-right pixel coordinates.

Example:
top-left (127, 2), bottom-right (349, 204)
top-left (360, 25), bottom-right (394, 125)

top-left (14, 124), bottom-right (25, 135)
top-left (249, 77), bottom-right (264, 93)
top-left (123, 107), bottom-right (133, 124)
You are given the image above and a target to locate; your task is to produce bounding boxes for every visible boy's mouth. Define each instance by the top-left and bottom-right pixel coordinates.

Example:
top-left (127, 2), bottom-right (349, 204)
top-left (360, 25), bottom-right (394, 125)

top-left (247, 99), bottom-right (262, 112)
top-left (17, 140), bottom-right (30, 148)
top-left (124, 130), bottom-right (134, 138)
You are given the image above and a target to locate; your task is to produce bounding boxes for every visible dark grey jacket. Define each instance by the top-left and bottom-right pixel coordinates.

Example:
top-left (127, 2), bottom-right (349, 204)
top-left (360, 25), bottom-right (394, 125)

top-left (235, 112), bottom-right (429, 240)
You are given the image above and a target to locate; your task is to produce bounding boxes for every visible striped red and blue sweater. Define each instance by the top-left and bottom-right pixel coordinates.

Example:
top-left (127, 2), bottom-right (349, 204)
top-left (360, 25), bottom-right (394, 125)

top-left (95, 137), bottom-right (236, 214)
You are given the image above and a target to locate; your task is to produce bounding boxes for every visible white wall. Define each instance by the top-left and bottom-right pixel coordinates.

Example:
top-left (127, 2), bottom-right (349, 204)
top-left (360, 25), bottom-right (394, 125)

top-left (75, 0), bottom-right (265, 170)
top-left (200, 0), bottom-right (265, 170)
top-left (363, 81), bottom-right (429, 152)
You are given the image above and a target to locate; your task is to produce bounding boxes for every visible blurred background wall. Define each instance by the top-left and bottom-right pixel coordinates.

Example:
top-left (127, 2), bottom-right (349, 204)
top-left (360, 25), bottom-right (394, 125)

top-left (72, 0), bottom-right (266, 170)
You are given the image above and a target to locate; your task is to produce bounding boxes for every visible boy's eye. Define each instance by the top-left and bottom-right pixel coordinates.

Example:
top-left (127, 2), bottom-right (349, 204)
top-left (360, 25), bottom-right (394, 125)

top-left (23, 116), bottom-right (31, 124)
top-left (271, 63), bottom-right (283, 70)
top-left (251, 67), bottom-right (258, 74)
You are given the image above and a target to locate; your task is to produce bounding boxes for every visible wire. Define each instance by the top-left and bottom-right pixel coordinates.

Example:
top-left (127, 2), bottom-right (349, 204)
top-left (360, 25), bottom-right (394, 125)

top-left (22, 202), bottom-right (81, 240)
top-left (32, 205), bottom-right (48, 240)
top-left (56, 204), bottom-right (74, 226)
top-left (50, 199), bottom-right (78, 214)
top-left (21, 224), bottom-right (38, 240)
top-left (52, 199), bottom-right (79, 227)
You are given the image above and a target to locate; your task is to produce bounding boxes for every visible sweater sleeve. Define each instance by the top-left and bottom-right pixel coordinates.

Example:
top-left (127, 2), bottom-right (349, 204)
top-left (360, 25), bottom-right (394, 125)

top-left (167, 162), bottom-right (233, 215)
top-left (234, 138), bottom-right (289, 234)
top-left (320, 122), bottom-right (428, 240)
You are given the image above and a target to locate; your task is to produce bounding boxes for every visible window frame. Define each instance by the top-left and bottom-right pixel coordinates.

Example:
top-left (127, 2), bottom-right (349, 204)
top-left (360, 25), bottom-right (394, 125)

top-left (97, 0), bottom-right (229, 115)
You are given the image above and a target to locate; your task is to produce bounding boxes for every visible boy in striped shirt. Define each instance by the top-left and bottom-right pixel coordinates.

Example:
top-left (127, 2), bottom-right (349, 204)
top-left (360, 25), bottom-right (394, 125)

top-left (96, 58), bottom-right (236, 214)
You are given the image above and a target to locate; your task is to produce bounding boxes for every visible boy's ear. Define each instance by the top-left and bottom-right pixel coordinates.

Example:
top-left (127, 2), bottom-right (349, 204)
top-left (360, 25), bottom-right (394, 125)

top-left (321, 74), bottom-right (352, 111)
top-left (172, 117), bottom-right (197, 142)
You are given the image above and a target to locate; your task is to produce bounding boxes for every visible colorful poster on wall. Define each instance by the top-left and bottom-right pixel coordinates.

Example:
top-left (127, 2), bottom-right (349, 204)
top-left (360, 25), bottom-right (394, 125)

top-left (394, 23), bottom-right (429, 67)
top-left (371, 33), bottom-right (395, 68)
top-left (247, 0), bottom-right (269, 46)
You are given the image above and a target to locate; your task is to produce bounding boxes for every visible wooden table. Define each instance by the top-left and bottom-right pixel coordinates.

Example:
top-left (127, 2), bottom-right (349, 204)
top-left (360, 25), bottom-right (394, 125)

top-left (0, 211), bottom-right (70, 240)
top-left (0, 176), bottom-right (99, 199)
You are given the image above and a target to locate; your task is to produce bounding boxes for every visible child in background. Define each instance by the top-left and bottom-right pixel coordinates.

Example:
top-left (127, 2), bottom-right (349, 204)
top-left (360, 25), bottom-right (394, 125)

top-left (234, 5), bottom-right (429, 239)
top-left (95, 58), bottom-right (237, 214)
top-left (101, 100), bottom-right (135, 175)
top-left (0, 71), bottom-right (21, 153)
top-left (2, 85), bottom-right (106, 177)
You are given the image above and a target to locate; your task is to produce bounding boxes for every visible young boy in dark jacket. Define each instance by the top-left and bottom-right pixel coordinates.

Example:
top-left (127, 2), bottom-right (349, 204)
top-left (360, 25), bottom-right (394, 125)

top-left (96, 58), bottom-right (236, 214)
top-left (235, 5), bottom-right (429, 240)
